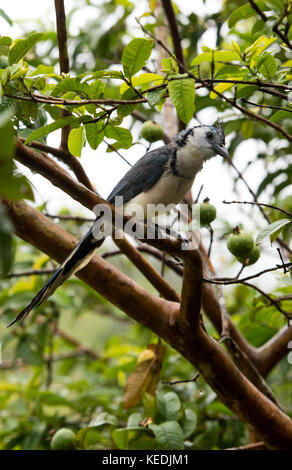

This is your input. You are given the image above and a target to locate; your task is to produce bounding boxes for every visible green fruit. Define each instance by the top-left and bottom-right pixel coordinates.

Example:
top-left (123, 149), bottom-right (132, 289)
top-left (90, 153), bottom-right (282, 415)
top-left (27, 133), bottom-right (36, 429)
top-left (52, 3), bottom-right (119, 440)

top-left (140, 121), bottom-right (164, 143)
top-left (51, 428), bottom-right (76, 450)
top-left (237, 245), bottom-right (260, 265)
top-left (199, 202), bottom-right (216, 226)
top-left (227, 232), bottom-right (254, 258)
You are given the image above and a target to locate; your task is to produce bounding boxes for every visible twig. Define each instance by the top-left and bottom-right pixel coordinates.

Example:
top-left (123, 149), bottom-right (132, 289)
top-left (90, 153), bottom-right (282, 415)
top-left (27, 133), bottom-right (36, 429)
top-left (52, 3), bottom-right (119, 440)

top-left (206, 262), bottom-right (292, 285)
top-left (43, 213), bottom-right (94, 222)
top-left (211, 87), bottom-right (292, 143)
top-left (241, 98), bottom-right (292, 113)
top-left (248, 0), bottom-right (292, 51)
top-left (161, 372), bottom-right (200, 386)
top-left (223, 200), bottom-right (292, 218)
top-left (277, 248), bottom-right (289, 274)
top-left (104, 139), bottom-right (132, 167)
top-left (4, 269), bottom-right (56, 278)
top-left (207, 225), bottom-right (214, 258)
top-left (241, 281), bottom-right (292, 319)
top-left (194, 184), bottom-right (203, 204)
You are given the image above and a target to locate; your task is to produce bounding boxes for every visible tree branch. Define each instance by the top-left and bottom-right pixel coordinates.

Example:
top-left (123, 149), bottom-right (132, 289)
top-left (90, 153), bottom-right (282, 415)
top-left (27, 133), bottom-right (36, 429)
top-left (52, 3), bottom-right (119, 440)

top-left (54, 0), bottom-right (71, 152)
top-left (4, 197), bottom-right (292, 448)
top-left (161, 0), bottom-right (185, 71)
top-left (19, 138), bottom-right (95, 192)
top-left (180, 250), bottom-right (203, 330)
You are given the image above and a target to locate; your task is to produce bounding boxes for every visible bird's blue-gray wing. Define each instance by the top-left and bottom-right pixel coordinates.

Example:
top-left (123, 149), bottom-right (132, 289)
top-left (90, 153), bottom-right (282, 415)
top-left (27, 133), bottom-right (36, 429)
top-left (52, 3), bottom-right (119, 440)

top-left (107, 145), bottom-right (171, 205)
top-left (8, 144), bottom-right (172, 326)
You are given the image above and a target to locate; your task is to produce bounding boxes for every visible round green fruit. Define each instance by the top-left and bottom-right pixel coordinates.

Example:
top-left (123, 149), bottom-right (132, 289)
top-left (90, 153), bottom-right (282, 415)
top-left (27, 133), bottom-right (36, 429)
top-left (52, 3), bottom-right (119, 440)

top-left (237, 245), bottom-right (260, 265)
top-left (227, 232), bottom-right (254, 258)
top-left (51, 428), bottom-right (76, 450)
top-left (140, 121), bottom-right (164, 143)
top-left (199, 202), bottom-right (216, 226)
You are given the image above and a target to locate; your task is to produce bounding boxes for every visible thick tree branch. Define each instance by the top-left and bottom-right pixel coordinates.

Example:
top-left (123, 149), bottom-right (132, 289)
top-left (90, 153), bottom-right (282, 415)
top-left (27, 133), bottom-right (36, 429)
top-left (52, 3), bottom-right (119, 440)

top-left (180, 250), bottom-right (203, 330)
top-left (161, 0), bottom-right (185, 71)
top-left (255, 324), bottom-right (292, 377)
top-left (4, 198), bottom-right (292, 448)
top-left (54, 0), bottom-right (71, 152)
top-left (19, 138), bottom-right (95, 192)
top-left (113, 233), bottom-right (180, 303)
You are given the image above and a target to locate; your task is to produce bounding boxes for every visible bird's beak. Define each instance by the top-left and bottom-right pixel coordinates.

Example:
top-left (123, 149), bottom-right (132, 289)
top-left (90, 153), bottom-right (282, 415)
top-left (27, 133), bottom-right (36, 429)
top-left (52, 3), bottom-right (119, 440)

top-left (211, 143), bottom-right (229, 158)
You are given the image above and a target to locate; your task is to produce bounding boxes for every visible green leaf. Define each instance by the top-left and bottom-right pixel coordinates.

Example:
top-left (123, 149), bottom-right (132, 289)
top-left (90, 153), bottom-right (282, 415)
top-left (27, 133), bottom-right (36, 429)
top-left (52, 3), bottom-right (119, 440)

top-left (236, 84), bottom-right (258, 99)
top-left (252, 19), bottom-right (266, 34)
top-left (88, 70), bottom-right (124, 80)
top-left (0, 108), bottom-right (14, 159)
top-left (89, 79), bottom-right (105, 99)
top-left (161, 57), bottom-right (178, 73)
top-left (111, 429), bottom-right (129, 450)
top-left (68, 126), bottom-right (85, 158)
top-left (147, 88), bottom-right (165, 107)
top-left (52, 78), bottom-right (91, 98)
top-left (0, 204), bottom-right (14, 276)
top-left (116, 0), bottom-right (134, 7)
top-left (270, 109), bottom-right (292, 122)
top-left (156, 391), bottom-right (181, 421)
top-left (210, 82), bottom-right (234, 99)
top-left (241, 120), bottom-right (254, 139)
top-left (85, 121), bottom-right (104, 150)
top-left (38, 391), bottom-right (76, 408)
top-left (245, 36), bottom-right (276, 68)
top-left (0, 9), bottom-right (12, 26)
top-left (25, 116), bottom-right (81, 143)
top-left (256, 165), bottom-right (292, 196)
top-left (89, 412), bottom-right (119, 428)
top-left (120, 73), bottom-right (164, 94)
top-left (8, 32), bottom-right (43, 65)
top-left (182, 408), bottom-right (197, 438)
top-left (149, 421), bottom-right (184, 450)
top-left (191, 50), bottom-right (241, 66)
top-left (122, 38), bottom-right (154, 78)
top-left (17, 339), bottom-right (43, 366)
top-left (215, 65), bottom-right (245, 79)
top-left (104, 125), bottom-right (132, 148)
top-left (0, 36), bottom-right (12, 47)
top-left (257, 53), bottom-right (277, 80)
top-left (228, 1), bottom-right (270, 28)
top-left (27, 64), bottom-right (55, 76)
top-left (265, 0), bottom-right (285, 12)
top-left (0, 109), bottom-right (33, 201)
top-left (117, 88), bottom-right (140, 118)
top-left (168, 78), bottom-right (195, 124)
top-left (256, 219), bottom-right (291, 245)
top-left (127, 413), bottom-right (142, 428)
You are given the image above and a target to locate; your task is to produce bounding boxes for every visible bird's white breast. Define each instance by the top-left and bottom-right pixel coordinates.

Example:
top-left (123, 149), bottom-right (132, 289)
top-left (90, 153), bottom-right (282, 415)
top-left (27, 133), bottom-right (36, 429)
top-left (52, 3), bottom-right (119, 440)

top-left (123, 167), bottom-right (194, 218)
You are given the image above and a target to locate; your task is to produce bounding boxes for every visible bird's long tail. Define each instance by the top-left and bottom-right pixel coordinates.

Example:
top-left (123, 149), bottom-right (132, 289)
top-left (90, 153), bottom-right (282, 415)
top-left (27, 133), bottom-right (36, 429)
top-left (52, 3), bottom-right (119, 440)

top-left (7, 225), bottom-right (104, 327)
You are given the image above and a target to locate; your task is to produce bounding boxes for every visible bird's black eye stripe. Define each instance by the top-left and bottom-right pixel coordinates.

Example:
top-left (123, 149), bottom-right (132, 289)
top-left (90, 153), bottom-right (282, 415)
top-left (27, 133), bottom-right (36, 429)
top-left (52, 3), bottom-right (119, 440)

top-left (206, 131), bottom-right (213, 139)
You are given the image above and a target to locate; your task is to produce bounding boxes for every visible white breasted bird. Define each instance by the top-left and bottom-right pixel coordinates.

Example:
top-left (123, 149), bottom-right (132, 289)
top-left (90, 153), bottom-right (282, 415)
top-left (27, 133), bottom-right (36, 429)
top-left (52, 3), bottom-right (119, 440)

top-left (8, 124), bottom-right (229, 326)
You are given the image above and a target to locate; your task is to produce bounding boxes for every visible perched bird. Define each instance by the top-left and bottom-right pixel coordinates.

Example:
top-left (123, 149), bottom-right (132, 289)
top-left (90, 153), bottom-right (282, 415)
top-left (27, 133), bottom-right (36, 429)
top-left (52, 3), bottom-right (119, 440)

top-left (8, 124), bottom-right (228, 326)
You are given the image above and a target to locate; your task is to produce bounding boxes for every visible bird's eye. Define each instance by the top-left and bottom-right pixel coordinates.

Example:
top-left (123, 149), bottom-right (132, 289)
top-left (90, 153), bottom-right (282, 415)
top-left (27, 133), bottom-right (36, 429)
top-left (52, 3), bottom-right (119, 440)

top-left (206, 131), bottom-right (213, 139)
